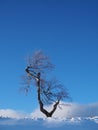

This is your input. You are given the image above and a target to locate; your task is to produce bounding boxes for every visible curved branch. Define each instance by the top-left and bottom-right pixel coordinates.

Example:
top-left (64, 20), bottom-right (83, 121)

top-left (25, 66), bottom-right (38, 81)
top-left (25, 66), bottom-right (60, 117)
top-left (37, 77), bottom-right (60, 117)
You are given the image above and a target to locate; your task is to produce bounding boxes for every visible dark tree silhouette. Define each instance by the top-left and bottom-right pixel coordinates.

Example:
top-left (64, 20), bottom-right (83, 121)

top-left (23, 50), bottom-right (69, 117)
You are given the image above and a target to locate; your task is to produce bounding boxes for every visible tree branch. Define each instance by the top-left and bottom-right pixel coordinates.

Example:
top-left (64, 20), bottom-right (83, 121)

top-left (37, 76), bottom-right (60, 117)
top-left (25, 66), bottom-right (38, 81)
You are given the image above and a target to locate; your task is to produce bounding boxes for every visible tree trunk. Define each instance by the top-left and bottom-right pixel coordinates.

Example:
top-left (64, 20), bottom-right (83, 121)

top-left (37, 73), bottom-right (59, 117)
top-left (25, 67), bottom-right (59, 117)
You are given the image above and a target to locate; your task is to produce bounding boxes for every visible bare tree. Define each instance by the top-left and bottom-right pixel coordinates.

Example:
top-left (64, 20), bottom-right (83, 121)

top-left (24, 50), bottom-right (69, 117)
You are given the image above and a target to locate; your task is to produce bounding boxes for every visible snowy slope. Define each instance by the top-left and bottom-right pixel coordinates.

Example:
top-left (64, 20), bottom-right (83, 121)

top-left (0, 102), bottom-right (98, 130)
top-left (0, 117), bottom-right (98, 130)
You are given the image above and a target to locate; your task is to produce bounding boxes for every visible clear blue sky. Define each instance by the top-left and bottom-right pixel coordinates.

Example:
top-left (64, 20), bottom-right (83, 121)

top-left (0, 0), bottom-right (98, 112)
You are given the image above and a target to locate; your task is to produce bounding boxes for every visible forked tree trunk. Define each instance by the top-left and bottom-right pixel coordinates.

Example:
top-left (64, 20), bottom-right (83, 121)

top-left (37, 73), bottom-right (59, 117)
top-left (25, 67), bottom-right (59, 117)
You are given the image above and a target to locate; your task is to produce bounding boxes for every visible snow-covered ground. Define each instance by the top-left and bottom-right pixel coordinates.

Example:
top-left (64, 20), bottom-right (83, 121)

top-left (0, 102), bottom-right (98, 130)
top-left (0, 116), bottom-right (98, 130)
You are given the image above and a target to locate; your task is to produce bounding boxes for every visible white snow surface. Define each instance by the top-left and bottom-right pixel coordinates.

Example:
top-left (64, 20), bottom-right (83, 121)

top-left (0, 116), bottom-right (98, 130)
top-left (0, 102), bottom-right (98, 130)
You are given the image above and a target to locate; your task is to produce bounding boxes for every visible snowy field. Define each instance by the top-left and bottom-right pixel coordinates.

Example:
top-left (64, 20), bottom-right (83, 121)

top-left (0, 102), bottom-right (98, 130)
top-left (0, 116), bottom-right (98, 130)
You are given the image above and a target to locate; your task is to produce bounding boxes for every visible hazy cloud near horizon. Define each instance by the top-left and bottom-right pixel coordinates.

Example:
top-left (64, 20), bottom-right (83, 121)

top-left (0, 102), bottom-right (98, 119)
top-left (31, 102), bottom-right (98, 118)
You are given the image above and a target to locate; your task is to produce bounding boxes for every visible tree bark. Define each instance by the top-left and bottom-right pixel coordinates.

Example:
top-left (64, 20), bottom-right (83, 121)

top-left (37, 73), bottom-right (59, 117)
top-left (25, 67), bottom-right (59, 117)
